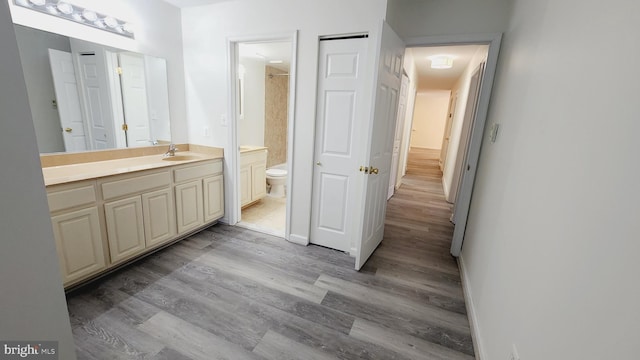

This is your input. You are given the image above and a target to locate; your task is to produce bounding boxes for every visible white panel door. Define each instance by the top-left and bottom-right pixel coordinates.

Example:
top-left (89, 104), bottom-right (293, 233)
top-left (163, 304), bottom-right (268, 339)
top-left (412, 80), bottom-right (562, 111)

top-left (78, 53), bottom-right (116, 150)
top-left (388, 73), bottom-right (409, 199)
top-left (119, 52), bottom-right (151, 147)
top-left (310, 37), bottom-right (368, 252)
top-left (440, 93), bottom-right (458, 171)
top-left (48, 49), bottom-right (88, 152)
top-left (356, 22), bottom-right (405, 270)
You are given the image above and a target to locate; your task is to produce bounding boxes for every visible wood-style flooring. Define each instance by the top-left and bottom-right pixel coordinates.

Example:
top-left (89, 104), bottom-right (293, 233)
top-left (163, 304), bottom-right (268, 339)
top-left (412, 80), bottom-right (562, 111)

top-left (66, 147), bottom-right (473, 359)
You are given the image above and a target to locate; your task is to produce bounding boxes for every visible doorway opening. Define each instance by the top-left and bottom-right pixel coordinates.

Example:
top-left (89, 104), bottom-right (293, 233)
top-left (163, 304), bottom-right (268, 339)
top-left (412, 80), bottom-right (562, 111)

top-left (392, 34), bottom-right (502, 256)
top-left (227, 33), bottom-right (297, 239)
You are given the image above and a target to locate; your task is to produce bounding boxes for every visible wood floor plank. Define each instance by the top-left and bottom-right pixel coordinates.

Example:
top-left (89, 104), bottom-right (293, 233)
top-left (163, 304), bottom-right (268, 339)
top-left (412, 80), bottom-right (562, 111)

top-left (314, 274), bottom-right (469, 333)
top-left (138, 311), bottom-right (265, 360)
top-left (195, 251), bottom-right (328, 303)
top-left (253, 330), bottom-right (340, 360)
top-left (350, 319), bottom-right (475, 360)
top-left (321, 292), bottom-right (474, 355)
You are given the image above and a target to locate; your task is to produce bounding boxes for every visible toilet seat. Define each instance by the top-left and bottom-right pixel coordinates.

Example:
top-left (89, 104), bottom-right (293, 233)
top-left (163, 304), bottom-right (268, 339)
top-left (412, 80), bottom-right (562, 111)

top-left (266, 169), bottom-right (287, 177)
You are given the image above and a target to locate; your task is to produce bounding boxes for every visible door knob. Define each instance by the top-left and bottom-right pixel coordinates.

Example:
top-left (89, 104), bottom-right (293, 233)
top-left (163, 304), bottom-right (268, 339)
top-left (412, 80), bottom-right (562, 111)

top-left (64, 128), bottom-right (72, 133)
top-left (370, 167), bottom-right (379, 175)
top-left (316, 162), bottom-right (322, 166)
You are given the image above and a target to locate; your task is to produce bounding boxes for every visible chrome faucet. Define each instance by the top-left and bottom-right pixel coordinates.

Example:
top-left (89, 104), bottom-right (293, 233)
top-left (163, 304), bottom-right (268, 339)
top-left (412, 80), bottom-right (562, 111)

top-left (164, 143), bottom-right (178, 157)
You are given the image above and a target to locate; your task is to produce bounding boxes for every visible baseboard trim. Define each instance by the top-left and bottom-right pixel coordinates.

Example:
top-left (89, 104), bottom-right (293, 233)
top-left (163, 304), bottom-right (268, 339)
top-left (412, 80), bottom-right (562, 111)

top-left (288, 234), bottom-right (309, 246)
top-left (442, 176), bottom-right (450, 201)
top-left (458, 254), bottom-right (486, 360)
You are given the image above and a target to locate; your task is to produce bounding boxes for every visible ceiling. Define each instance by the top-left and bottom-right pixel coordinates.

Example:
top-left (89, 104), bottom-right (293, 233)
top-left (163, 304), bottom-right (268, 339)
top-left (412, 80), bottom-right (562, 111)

top-left (239, 42), bottom-right (292, 71)
top-left (162, 0), bottom-right (232, 8)
top-left (410, 45), bottom-right (488, 91)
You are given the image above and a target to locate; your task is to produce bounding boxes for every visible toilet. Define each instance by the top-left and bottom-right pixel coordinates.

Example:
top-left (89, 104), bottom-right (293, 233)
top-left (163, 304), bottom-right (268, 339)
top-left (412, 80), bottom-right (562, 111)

top-left (266, 163), bottom-right (287, 197)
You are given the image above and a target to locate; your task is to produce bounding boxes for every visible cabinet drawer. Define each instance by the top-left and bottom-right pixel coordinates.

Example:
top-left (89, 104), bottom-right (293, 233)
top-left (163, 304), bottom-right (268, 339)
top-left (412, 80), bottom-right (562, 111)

top-left (47, 183), bottom-right (97, 213)
top-left (173, 160), bottom-right (222, 183)
top-left (102, 171), bottom-right (171, 201)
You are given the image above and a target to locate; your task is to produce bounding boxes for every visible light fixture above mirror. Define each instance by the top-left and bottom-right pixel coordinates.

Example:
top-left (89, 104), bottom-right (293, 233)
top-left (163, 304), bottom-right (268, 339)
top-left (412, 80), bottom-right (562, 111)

top-left (14, 0), bottom-right (134, 39)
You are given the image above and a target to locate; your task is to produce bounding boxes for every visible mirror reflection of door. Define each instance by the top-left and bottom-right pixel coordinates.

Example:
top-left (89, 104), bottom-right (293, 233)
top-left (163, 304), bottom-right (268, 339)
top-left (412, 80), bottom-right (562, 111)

top-left (118, 53), bottom-right (152, 148)
top-left (48, 49), bottom-right (88, 152)
top-left (14, 24), bottom-right (172, 154)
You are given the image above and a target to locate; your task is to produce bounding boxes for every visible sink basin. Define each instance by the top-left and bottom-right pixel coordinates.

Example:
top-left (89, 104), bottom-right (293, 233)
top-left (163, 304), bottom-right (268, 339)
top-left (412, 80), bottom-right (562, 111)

top-left (162, 155), bottom-right (202, 161)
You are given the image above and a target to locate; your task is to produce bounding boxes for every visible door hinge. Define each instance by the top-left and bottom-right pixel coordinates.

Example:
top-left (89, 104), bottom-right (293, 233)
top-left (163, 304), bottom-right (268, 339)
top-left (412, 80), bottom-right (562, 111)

top-left (116, 67), bottom-right (123, 75)
top-left (122, 123), bottom-right (128, 131)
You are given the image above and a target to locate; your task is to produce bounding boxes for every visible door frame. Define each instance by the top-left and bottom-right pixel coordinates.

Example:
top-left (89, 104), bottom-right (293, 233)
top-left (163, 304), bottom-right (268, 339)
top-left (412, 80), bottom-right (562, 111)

top-left (405, 33), bottom-right (502, 257)
top-left (226, 31), bottom-right (298, 241)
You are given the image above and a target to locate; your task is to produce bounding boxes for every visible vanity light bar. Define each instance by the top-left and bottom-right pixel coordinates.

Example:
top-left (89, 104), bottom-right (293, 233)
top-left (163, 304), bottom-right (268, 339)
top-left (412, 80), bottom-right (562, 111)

top-left (14, 0), bottom-right (134, 39)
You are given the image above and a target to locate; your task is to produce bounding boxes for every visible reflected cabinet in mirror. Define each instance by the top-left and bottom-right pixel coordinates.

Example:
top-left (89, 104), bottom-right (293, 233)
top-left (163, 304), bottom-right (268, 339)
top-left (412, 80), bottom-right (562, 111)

top-left (14, 24), bottom-right (172, 154)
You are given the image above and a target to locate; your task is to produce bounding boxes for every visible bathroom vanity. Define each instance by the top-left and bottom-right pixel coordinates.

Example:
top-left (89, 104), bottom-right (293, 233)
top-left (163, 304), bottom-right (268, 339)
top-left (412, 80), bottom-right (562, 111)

top-left (42, 146), bottom-right (224, 288)
top-left (240, 146), bottom-right (268, 207)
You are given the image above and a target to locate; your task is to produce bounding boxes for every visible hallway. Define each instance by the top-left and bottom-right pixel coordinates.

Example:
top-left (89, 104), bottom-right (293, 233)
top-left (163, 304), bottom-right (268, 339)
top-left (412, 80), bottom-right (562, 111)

top-left (66, 148), bottom-right (472, 360)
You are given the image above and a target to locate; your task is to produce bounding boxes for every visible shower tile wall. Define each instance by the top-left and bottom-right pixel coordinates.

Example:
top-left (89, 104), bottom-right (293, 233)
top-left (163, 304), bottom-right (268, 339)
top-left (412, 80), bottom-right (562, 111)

top-left (264, 66), bottom-right (289, 168)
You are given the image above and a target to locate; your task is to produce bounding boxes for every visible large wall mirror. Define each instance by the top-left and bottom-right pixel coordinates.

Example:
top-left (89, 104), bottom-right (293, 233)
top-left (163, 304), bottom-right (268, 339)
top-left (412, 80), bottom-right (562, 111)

top-left (14, 24), bottom-right (172, 154)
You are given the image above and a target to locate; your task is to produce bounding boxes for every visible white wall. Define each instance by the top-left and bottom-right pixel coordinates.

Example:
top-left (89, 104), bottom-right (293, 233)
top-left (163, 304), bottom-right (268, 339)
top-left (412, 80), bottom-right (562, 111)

top-left (14, 25), bottom-right (70, 153)
top-left (442, 47), bottom-right (487, 201)
top-left (409, 90), bottom-right (450, 149)
top-left (8, 0), bottom-right (188, 143)
top-left (182, 0), bottom-right (387, 241)
top-left (461, 0), bottom-right (640, 359)
top-left (386, 0), bottom-right (512, 39)
top-left (0, 2), bottom-right (76, 358)
top-left (239, 57), bottom-right (266, 146)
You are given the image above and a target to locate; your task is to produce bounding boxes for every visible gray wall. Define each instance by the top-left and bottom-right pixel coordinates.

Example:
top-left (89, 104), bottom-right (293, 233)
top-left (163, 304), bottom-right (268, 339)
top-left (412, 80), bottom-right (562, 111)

top-left (386, 0), bottom-right (512, 38)
top-left (14, 25), bottom-right (71, 153)
top-left (0, 2), bottom-right (76, 359)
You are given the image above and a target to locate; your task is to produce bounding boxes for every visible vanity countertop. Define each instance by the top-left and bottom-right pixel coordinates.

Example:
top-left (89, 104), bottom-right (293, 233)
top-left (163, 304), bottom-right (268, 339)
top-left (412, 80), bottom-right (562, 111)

top-left (240, 146), bottom-right (268, 154)
top-left (42, 151), bottom-right (223, 186)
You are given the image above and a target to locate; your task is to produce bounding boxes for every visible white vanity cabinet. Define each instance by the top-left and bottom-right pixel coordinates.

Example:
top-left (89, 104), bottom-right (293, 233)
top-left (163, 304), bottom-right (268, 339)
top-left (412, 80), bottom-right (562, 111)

top-left (100, 170), bottom-right (174, 264)
top-left (173, 160), bottom-right (223, 234)
top-left (47, 181), bottom-right (107, 286)
top-left (44, 156), bottom-right (224, 288)
top-left (240, 149), bottom-right (267, 207)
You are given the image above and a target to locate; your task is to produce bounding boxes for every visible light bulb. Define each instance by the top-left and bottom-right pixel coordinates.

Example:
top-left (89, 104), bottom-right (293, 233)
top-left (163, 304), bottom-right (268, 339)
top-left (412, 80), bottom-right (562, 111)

top-left (82, 9), bottom-right (97, 22)
top-left (103, 16), bottom-right (118, 28)
top-left (56, 2), bottom-right (74, 15)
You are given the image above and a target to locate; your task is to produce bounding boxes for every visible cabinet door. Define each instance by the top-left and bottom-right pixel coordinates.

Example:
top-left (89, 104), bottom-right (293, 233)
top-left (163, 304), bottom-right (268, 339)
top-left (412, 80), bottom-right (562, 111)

top-left (175, 180), bottom-right (204, 234)
top-left (51, 207), bottom-right (106, 284)
top-left (252, 162), bottom-right (267, 201)
top-left (240, 165), bottom-right (251, 206)
top-left (105, 196), bottom-right (146, 263)
top-left (142, 188), bottom-right (176, 248)
top-left (204, 175), bottom-right (224, 222)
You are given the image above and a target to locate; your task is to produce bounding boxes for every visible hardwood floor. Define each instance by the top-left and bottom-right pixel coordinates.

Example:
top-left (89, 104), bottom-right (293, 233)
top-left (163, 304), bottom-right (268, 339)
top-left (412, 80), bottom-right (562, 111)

top-left (66, 147), bottom-right (473, 360)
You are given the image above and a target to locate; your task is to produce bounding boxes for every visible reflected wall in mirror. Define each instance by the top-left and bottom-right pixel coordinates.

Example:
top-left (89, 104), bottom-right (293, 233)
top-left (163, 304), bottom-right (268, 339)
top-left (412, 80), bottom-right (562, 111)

top-left (14, 24), bottom-right (172, 154)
